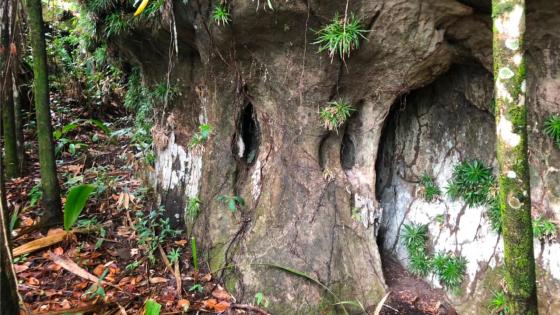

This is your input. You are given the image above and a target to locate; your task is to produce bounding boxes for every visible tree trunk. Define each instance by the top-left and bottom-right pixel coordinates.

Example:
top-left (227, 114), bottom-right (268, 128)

top-left (492, 1), bottom-right (538, 313)
top-left (13, 72), bottom-right (25, 172)
top-left (1, 0), bottom-right (19, 179)
top-left (24, 0), bottom-right (62, 223)
top-left (0, 74), bottom-right (21, 315)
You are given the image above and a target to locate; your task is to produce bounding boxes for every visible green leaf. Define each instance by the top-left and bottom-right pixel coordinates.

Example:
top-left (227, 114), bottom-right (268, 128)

top-left (64, 184), bottom-right (96, 231)
top-left (228, 199), bottom-right (236, 212)
top-left (144, 299), bottom-right (161, 315)
top-left (61, 122), bottom-right (79, 134)
top-left (69, 143), bottom-right (76, 156)
top-left (88, 119), bottom-right (111, 134)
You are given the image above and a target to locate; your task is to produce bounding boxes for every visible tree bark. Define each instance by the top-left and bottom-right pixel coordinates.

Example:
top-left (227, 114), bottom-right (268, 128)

top-left (1, 0), bottom-right (19, 179)
top-left (492, 1), bottom-right (538, 313)
top-left (24, 0), bottom-right (62, 223)
top-left (13, 72), bottom-right (25, 172)
top-left (0, 69), bottom-right (21, 315)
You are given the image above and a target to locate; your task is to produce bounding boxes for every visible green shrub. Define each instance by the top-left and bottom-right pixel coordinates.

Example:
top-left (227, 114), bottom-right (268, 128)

top-left (319, 100), bottom-right (354, 132)
top-left (543, 115), bottom-right (560, 148)
top-left (212, 3), bottom-right (231, 25)
top-left (314, 13), bottom-right (368, 60)
top-left (533, 215), bottom-right (557, 241)
top-left (432, 252), bottom-right (467, 291)
top-left (446, 160), bottom-right (494, 207)
top-left (420, 173), bottom-right (441, 202)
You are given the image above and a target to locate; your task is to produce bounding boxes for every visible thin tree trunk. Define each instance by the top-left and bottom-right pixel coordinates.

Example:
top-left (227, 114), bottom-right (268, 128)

top-left (492, 1), bottom-right (538, 313)
top-left (24, 0), bottom-right (62, 223)
top-left (0, 70), bottom-right (21, 315)
top-left (1, 0), bottom-right (19, 179)
top-left (11, 0), bottom-right (25, 173)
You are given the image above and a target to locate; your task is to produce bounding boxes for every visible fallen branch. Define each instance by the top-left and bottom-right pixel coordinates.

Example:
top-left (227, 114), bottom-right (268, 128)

top-left (13, 228), bottom-right (94, 257)
top-left (48, 251), bottom-right (105, 284)
top-left (158, 245), bottom-right (182, 297)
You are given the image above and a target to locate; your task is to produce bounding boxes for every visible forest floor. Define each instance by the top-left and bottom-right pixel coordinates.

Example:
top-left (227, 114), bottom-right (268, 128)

top-left (6, 94), bottom-right (265, 314)
top-left (379, 254), bottom-right (456, 315)
top-left (6, 93), bottom-right (452, 315)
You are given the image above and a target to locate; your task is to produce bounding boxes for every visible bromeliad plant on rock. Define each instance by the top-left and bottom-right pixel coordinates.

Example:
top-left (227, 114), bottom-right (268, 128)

top-left (401, 222), bottom-right (468, 293)
top-left (319, 100), bottom-right (355, 133)
top-left (544, 115), bottom-right (560, 149)
top-left (446, 160), bottom-right (494, 207)
top-left (314, 12), bottom-right (368, 61)
top-left (419, 173), bottom-right (441, 202)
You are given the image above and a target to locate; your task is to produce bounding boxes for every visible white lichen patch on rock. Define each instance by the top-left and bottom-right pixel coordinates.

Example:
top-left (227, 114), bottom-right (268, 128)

top-left (494, 4), bottom-right (524, 39)
top-left (251, 160), bottom-right (262, 201)
top-left (537, 242), bottom-right (560, 280)
top-left (497, 115), bottom-right (521, 147)
top-left (156, 132), bottom-right (188, 191)
top-left (154, 131), bottom-right (203, 199)
top-left (496, 80), bottom-right (513, 102)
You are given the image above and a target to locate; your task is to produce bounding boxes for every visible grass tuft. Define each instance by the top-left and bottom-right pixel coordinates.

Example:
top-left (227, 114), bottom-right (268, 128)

top-left (544, 115), bottom-right (560, 148)
top-left (319, 100), bottom-right (354, 132)
top-left (212, 3), bottom-right (231, 25)
top-left (313, 13), bottom-right (368, 61)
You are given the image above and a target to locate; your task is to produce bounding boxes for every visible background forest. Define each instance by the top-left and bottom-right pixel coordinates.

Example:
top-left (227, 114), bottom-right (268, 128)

top-left (1, 0), bottom-right (559, 315)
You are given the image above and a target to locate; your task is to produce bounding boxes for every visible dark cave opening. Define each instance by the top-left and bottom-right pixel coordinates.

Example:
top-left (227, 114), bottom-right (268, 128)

top-left (374, 98), bottom-right (402, 249)
top-left (237, 103), bottom-right (260, 165)
top-left (340, 131), bottom-right (356, 170)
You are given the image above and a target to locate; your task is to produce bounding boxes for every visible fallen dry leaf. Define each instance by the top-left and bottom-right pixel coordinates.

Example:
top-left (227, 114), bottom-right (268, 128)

top-left (212, 286), bottom-right (232, 301)
top-left (203, 299), bottom-right (218, 310)
top-left (174, 240), bottom-right (188, 246)
top-left (53, 247), bottom-right (64, 255)
top-left (177, 299), bottom-right (190, 310)
top-left (27, 277), bottom-right (40, 285)
top-left (200, 273), bottom-right (212, 282)
top-left (214, 301), bottom-right (230, 313)
top-left (14, 263), bottom-right (29, 273)
top-left (93, 264), bottom-right (105, 277)
top-left (149, 277), bottom-right (168, 284)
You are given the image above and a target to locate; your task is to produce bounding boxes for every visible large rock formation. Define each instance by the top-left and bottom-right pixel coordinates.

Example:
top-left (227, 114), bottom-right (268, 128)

top-left (112, 0), bottom-right (560, 313)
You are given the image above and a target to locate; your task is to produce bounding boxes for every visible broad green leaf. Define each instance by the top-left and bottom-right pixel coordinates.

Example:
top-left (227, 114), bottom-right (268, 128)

top-left (88, 119), bottom-right (111, 134)
top-left (64, 184), bottom-right (96, 231)
top-left (144, 299), bottom-right (161, 315)
top-left (61, 122), bottom-right (79, 134)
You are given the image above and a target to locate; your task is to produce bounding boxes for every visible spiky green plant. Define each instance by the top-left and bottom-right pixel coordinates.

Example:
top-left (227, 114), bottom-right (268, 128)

top-left (487, 198), bottom-right (503, 233)
top-left (319, 100), bottom-right (354, 132)
top-left (402, 223), bottom-right (429, 255)
top-left (544, 115), bottom-right (560, 148)
top-left (432, 252), bottom-right (467, 291)
top-left (212, 3), bottom-right (231, 25)
top-left (489, 290), bottom-right (509, 314)
top-left (186, 196), bottom-right (201, 219)
top-left (420, 173), bottom-right (441, 202)
top-left (447, 160), bottom-right (494, 207)
top-left (409, 251), bottom-right (432, 278)
top-left (533, 215), bottom-right (558, 241)
top-left (313, 13), bottom-right (368, 61)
